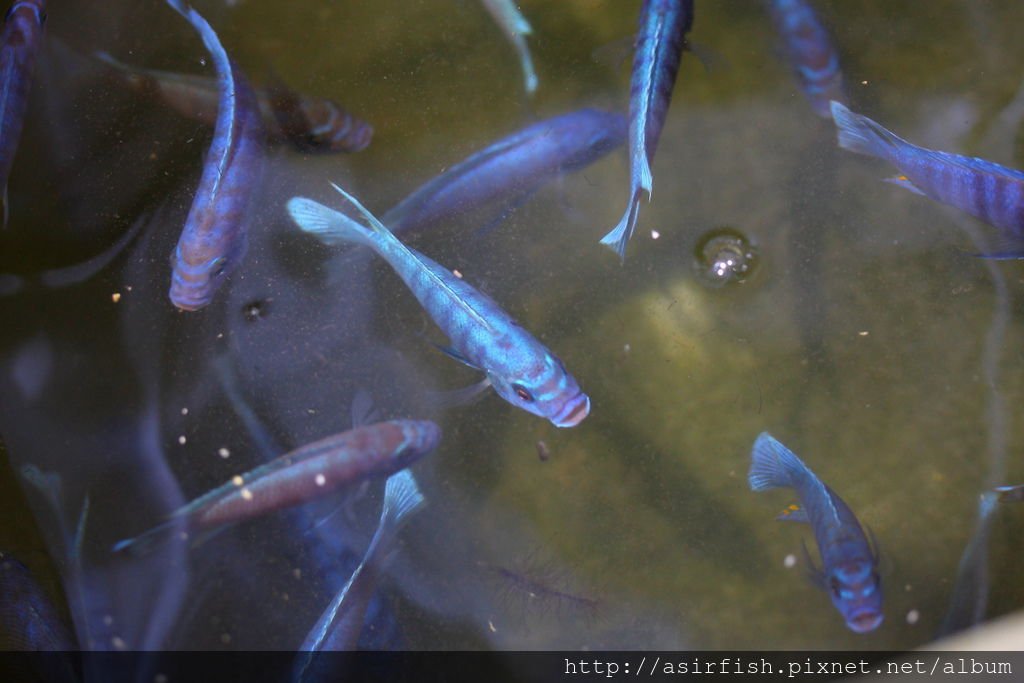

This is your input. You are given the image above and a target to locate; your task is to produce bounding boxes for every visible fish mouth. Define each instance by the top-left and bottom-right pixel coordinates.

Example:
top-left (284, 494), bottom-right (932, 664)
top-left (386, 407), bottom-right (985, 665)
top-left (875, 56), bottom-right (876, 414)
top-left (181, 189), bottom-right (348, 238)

top-left (552, 392), bottom-right (590, 428)
top-left (847, 610), bottom-right (883, 634)
top-left (169, 282), bottom-right (212, 312)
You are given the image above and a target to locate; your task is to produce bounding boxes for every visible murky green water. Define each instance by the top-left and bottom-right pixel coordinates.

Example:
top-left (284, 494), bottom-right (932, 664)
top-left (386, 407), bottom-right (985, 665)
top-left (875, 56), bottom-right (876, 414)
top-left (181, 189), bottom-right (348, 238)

top-left (3, 0), bottom-right (1024, 653)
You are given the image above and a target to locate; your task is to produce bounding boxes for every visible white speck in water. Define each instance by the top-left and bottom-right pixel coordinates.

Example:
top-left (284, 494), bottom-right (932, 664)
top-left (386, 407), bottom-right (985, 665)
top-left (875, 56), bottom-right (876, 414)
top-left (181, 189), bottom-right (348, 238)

top-left (111, 292), bottom-right (121, 303)
top-left (199, 58), bottom-right (207, 66)
top-left (232, 475), bottom-right (244, 487)
top-left (177, 435), bottom-right (186, 445)
top-left (623, 343), bottom-right (631, 354)
top-left (103, 614), bottom-right (114, 626)
top-left (488, 619), bottom-right (497, 633)
top-left (858, 331), bottom-right (869, 337)
top-left (315, 473), bottom-right (326, 487)
top-left (240, 487), bottom-right (253, 501)
top-left (783, 554), bottom-right (797, 569)
top-left (293, 568), bottom-right (302, 580)
top-left (218, 447), bottom-right (230, 459)
top-left (112, 636), bottom-right (126, 650)
top-left (453, 269), bottom-right (463, 279)
top-left (651, 230), bottom-right (660, 240)
top-left (905, 583), bottom-right (913, 592)
top-left (181, 407), bottom-right (189, 416)
top-left (906, 609), bottom-right (920, 624)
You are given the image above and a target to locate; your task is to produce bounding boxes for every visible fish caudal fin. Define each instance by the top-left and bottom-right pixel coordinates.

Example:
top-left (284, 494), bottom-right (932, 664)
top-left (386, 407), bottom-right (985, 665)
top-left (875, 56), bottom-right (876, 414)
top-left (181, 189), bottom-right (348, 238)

top-left (287, 197), bottom-right (376, 249)
top-left (830, 100), bottom-right (906, 162)
top-left (748, 432), bottom-right (807, 492)
top-left (111, 518), bottom-right (177, 557)
top-left (600, 188), bottom-right (645, 261)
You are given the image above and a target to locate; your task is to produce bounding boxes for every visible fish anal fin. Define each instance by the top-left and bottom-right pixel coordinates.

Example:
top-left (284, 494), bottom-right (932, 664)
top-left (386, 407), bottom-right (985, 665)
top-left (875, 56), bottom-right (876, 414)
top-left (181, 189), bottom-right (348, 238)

top-left (776, 504), bottom-right (810, 524)
top-left (884, 175), bottom-right (926, 196)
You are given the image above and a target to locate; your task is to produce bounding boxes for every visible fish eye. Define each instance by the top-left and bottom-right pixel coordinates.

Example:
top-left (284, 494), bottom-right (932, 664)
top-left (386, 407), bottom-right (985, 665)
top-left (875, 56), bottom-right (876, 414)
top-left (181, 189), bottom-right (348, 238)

top-left (512, 383), bottom-right (534, 402)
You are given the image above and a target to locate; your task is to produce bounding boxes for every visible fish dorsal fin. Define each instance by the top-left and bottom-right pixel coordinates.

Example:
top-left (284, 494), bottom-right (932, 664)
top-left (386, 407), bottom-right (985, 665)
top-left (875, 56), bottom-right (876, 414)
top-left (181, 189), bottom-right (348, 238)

top-left (349, 389), bottom-right (380, 427)
top-left (329, 182), bottom-right (494, 332)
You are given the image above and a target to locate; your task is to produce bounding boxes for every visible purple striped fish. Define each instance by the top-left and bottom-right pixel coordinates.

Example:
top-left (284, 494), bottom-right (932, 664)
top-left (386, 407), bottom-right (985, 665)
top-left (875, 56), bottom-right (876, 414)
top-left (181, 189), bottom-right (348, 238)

top-left (113, 419), bottom-right (440, 553)
top-left (288, 185), bottom-right (591, 428)
top-left (165, 0), bottom-right (264, 311)
top-left (832, 101), bottom-right (1024, 256)
top-left (600, 0), bottom-right (694, 260)
top-left (95, 51), bottom-right (373, 154)
top-left (767, 0), bottom-right (845, 118)
top-left (0, 0), bottom-right (47, 224)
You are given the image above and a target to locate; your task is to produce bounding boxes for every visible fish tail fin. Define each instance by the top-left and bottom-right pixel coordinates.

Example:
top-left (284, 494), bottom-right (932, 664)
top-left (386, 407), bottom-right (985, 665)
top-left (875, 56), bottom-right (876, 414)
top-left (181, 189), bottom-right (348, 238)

top-left (380, 470), bottom-right (426, 537)
top-left (830, 100), bottom-right (905, 162)
top-left (287, 197), bottom-right (377, 249)
top-left (748, 432), bottom-right (807, 492)
top-left (599, 188), bottom-right (645, 262)
top-left (111, 519), bottom-right (176, 557)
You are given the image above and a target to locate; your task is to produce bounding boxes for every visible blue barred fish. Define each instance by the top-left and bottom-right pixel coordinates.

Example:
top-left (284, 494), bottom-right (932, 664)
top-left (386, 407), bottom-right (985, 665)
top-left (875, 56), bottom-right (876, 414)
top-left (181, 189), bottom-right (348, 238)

top-left (601, 0), bottom-right (694, 260)
top-left (112, 419), bottom-right (440, 553)
top-left (832, 101), bottom-right (1024, 256)
top-left (0, 0), bottom-right (47, 224)
top-left (165, 0), bottom-right (264, 310)
top-left (749, 433), bottom-right (883, 633)
top-left (480, 0), bottom-right (538, 96)
top-left (288, 185), bottom-right (591, 427)
top-left (293, 470), bottom-right (424, 672)
top-left (766, 0), bottom-right (845, 118)
top-left (95, 51), bottom-right (373, 153)
top-left (383, 108), bottom-right (625, 237)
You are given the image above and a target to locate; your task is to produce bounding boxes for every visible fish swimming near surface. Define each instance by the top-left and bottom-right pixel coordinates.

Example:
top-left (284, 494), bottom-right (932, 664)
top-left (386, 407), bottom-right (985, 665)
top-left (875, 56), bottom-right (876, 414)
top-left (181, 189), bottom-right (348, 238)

top-left (0, 0), bottom-right (47, 225)
top-left (94, 51), bottom-right (373, 153)
top-left (600, 0), bottom-right (694, 260)
top-left (112, 419), bottom-right (440, 554)
top-left (832, 100), bottom-right (1024, 257)
top-left (288, 185), bottom-right (591, 428)
top-left (293, 470), bottom-right (424, 674)
top-left (480, 0), bottom-right (538, 96)
top-left (748, 432), bottom-right (883, 633)
top-left (766, 0), bottom-right (845, 118)
top-left (382, 108), bottom-right (626, 237)
top-left (164, 0), bottom-right (264, 311)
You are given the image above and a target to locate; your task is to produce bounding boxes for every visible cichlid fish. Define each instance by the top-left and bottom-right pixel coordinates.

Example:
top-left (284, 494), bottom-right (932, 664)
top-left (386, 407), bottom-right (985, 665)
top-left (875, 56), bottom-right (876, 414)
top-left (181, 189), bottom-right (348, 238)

top-left (112, 419), bottom-right (440, 554)
top-left (288, 185), bottom-right (591, 428)
top-left (832, 100), bottom-right (1024, 257)
top-left (766, 0), bottom-right (845, 119)
top-left (0, 0), bottom-right (47, 225)
top-left (95, 51), bottom-right (373, 154)
top-left (600, 0), bottom-right (694, 260)
top-left (992, 483), bottom-right (1024, 503)
top-left (382, 108), bottom-right (626, 237)
top-left (748, 432), bottom-right (882, 633)
top-left (293, 470), bottom-right (424, 673)
top-left (165, 0), bottom-right (264, 311)
top-left (480, 0), bottom-right (538, 96)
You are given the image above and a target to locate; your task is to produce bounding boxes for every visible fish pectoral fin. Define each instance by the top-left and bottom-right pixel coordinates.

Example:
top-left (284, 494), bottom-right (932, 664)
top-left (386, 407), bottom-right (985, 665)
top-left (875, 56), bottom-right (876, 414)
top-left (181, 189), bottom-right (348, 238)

top-left (800, 538), bottom-right (825, 588)
top-left (963, 235), bottom-right (1024, 260)
top-left (775, 504), bottom-right (810, 524)
top-left (883, 175), bottom-right (926, 196)
top-left (349, 389), bottom-right (381, 427)
top-left (425, 377), bottom-right (493, 409)
top-left (431, 343), bottom-right (482, 370)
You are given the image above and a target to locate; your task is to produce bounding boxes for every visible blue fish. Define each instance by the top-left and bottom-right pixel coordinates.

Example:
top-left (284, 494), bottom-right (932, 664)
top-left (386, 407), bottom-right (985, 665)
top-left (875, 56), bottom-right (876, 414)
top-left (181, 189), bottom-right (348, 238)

top-left (766, 0), bottom-right (845, 118)
top-left (992, 484), bottom-right (1024, 503)
top-left (288, 186), bottom-right (591, 427)
top-left (748, 432), bottom-right (883, 633)
top-left (832, 100), bottom-right (1024, 257)
top-left (600, 0), bottom-right (694, 260)
top-left (293, 470), bottom-right (424, 673)
top-left (0, 0), bottom-right (47, 225)
top-left (383, 108), bottom-right (626, 237)
top-left (165, 0), bottom-right (264, 310)
top-left (480, 0), bottom-right (538, 96)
